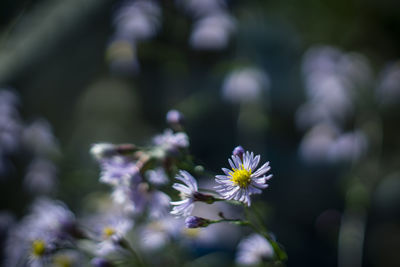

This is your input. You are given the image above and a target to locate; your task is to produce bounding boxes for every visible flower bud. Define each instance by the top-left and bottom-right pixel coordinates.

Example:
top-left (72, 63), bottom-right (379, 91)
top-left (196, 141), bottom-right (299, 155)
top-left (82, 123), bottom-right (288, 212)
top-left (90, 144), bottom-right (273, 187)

top-left (185, 216), bottom-right (210, 228)
top-left (232, 146), bottom-right (245, 159)
top-left (166, 109), bottom-right (185, 125)
top-left (90, 143), bottom-right (116, 160)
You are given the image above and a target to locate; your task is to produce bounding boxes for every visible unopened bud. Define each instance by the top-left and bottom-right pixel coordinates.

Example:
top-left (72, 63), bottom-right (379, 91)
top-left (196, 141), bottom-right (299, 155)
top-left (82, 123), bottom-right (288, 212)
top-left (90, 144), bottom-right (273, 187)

top-left (185, 216), bottom-right (210, 228)
top-left (232, 146), bottom-right (245, 159)
top-left (166, 110), bottom-right (185, 128)
top-left (90, 143), bottom-right (116, 160)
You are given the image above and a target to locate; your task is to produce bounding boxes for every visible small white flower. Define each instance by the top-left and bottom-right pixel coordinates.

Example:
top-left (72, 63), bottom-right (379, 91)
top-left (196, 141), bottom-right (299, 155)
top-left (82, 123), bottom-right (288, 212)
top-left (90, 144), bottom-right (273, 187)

top-left (236, 234), bottom-right (274, 265)
top-left (90, 143), bottom-right (115, 160)
top-left (190, 12), bottom-right (235, 51)
top-left (84, 211), bottom-right (133, 256)
top-left (215, 150), bottom-right (272, 206)
top-left (153, 129), bottom-right (189, 152)
top-left (170, 171), bottom-right (199, 217)
top-left (114, 0), bottom-right (161, 41)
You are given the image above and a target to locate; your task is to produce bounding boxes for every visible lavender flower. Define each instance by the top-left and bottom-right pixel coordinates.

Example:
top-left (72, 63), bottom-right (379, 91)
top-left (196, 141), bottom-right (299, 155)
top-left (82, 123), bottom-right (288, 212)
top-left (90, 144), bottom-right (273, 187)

top-left (146, 167), bottom-right (169, 186)
top-left (112, 182), bottom-right (170, 218)
top-left (84, 211), bottom-right (133, 256)
top-left (114, 0), bottom-right (161, 41)
top-left (99, 156), bottom-right (140, 186)
top-left (5, 198), bottom-right (76, 266)
top-left (190, 12), bottom-right (235, 51)
top-left (170, 171), bottom-right (199, 217)
top-left (153, 129), bottom-right (189, 154)
top-left (148, 190), bottom-right (171, 219)
top-left (111, 183), bottom-right (147, 214)
top-left (236, 234), bottom-right (274, 265)
top-left (215, 150), bottom-right (272, 206)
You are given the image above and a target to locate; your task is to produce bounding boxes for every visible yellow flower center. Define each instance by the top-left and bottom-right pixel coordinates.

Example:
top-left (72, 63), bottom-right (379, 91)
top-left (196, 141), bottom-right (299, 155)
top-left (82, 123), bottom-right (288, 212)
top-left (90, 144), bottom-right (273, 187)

top-left (230, 164), bottom-right (252, 188)
top-left (53, 254), bottom-right (73, 267)
top-left (31, 239), bottom-right (46, 257)
top-left (103, 226), bottom-right (116, 239)
top-left (183, 228), bottom-right (200, 238)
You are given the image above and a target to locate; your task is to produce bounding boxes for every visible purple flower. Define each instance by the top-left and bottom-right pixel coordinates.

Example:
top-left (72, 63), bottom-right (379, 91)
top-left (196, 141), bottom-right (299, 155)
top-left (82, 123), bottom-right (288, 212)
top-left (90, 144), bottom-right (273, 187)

top-left (170, 171), bottom-right (199, 217)
top-left (83, 210), bottom-right (133, 256)
top-left (153, 129), bottom-right (189, 154)
top-left (5, 198), bottom-right (76, 266)
top-left (112, 182), bottom-right (170, 219)
top-left (215, 151), bottom-right (272, 206)
top-left (99, 156), bottom-right (140, 186)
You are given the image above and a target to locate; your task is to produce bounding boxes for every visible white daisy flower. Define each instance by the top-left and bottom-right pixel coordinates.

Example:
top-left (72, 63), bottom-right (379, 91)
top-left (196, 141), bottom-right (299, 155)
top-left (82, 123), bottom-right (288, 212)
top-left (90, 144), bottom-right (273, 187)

top-left (170, 170), bottom-right (200, 217)
top-left (215, 150), bottom-right (272, 206)
top-left (236, 233), bottom-right (274, 265)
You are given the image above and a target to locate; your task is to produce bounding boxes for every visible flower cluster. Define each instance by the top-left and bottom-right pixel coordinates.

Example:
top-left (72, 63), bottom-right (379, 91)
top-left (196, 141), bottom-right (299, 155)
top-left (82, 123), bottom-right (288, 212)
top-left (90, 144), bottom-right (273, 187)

top-left (5, 109), bottom-right (285, 266)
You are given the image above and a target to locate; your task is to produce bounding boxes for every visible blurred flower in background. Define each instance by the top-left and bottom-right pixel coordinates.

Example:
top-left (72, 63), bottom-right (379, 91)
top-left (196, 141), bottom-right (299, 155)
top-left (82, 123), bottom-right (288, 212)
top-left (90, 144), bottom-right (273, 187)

top-left (0, 89), bottom-right (22, 175)
top-left (107, 0), bottom-right (161, 75)
top-left (376, 61), bottom-right (400, 106)
top-left (222, 67), bottom-right (270, 104)
top-left (190, 12), bottom-right (235, 51)
top-left (297, 46), bottom-right (371, 164)
top-left (236, 233), bottom-right (274, 265)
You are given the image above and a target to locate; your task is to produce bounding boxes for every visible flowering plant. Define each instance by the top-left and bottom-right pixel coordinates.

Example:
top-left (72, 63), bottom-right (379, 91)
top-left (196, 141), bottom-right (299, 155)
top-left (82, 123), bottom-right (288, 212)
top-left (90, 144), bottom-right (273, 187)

top-left (5, 110), bottom-right (287, 266)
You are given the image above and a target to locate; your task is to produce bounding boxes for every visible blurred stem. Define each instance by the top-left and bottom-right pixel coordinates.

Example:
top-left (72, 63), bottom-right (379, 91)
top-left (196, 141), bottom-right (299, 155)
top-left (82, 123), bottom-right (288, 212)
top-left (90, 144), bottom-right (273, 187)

top-left (337, 208), bottom-right (367, 267)
top-left (337, 107), bottom-right (383, 267)
top-left (118, 238), bottom-right (145, 267)
top-left (244, 206), bottom-right (288, 263)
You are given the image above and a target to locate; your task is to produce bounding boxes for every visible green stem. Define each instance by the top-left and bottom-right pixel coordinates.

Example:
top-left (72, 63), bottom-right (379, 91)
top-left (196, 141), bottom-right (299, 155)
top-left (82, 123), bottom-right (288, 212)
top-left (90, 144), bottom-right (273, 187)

top-left (243, 206), bottom-right (287, 262)
top-left (118, 238), bottom-right (145, 267)
top-left (208, 217), bottom-right (287, 262)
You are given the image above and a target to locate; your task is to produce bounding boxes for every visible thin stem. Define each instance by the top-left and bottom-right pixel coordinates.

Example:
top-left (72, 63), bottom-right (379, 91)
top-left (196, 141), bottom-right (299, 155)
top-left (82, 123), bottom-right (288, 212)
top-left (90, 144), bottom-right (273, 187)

top-left (118, 238), bottom-right (145, 267)
top-left (244, 206), bottom-right (287, 262)
top-left (210, 218), bottom-right (250, 225)
top-left (209, 216), bottom-right (287, 262)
